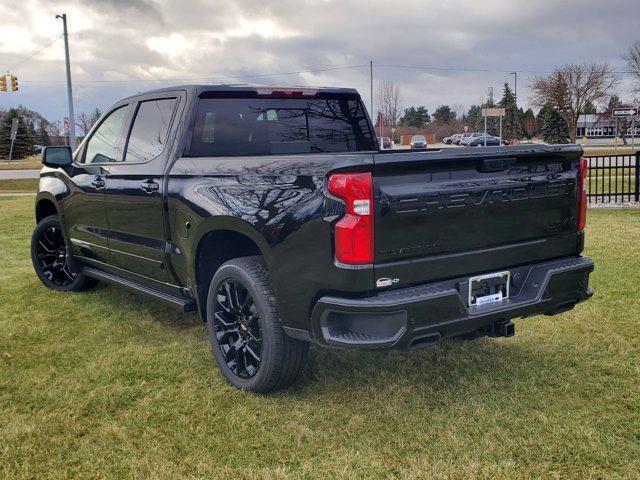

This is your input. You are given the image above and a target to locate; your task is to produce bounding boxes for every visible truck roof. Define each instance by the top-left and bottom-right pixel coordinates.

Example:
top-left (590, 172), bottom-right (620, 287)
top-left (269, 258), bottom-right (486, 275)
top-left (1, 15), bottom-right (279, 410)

top-left (121, 84), bottom-right (360, 101)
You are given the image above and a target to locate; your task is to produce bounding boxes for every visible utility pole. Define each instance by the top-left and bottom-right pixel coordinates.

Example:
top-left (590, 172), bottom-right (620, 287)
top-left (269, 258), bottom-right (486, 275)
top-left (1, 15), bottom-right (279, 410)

top-left (56, 13), bottom-right (76, 150)
top-left (510, 72), bottom-right (517, 144)
top-left (369, 60), bottom-right (373, 118)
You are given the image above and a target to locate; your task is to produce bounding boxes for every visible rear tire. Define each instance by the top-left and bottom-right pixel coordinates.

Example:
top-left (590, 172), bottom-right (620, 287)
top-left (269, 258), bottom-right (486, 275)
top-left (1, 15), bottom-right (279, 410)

top-left (206, 256), bottom-right (308, 393)
top-left (30, 215), bottom-right (97, 292)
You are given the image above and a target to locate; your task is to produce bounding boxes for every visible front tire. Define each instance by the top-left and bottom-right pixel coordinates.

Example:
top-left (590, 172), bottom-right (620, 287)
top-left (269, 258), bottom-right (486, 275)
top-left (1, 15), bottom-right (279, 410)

top-left (206, 256), bottom-right (308, 393)
top-left (30, 215), bottom-right (97, 292)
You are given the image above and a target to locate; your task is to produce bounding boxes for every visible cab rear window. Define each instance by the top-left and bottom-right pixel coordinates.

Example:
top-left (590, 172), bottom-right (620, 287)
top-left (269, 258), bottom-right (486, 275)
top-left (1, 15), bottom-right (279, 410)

top-left (189, 95), bottom-right (375, 156)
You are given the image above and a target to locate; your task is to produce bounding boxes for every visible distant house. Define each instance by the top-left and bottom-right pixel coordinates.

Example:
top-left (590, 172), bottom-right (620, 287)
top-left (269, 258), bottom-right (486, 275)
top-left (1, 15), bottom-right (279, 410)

top-left (576, 114), bottom-right (639, 139)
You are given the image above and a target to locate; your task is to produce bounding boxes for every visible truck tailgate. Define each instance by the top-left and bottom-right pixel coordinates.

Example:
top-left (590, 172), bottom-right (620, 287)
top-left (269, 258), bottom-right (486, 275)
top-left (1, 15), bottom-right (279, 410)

top-left (372, 146), bottom-right (583, 287)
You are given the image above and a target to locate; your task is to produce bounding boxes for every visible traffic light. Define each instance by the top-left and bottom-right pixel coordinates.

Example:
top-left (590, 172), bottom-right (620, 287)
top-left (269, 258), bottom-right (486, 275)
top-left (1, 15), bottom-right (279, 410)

top-left (10, 75), bottom-right (18, 92)
top-left (0, 75), bottom-right (6, 92)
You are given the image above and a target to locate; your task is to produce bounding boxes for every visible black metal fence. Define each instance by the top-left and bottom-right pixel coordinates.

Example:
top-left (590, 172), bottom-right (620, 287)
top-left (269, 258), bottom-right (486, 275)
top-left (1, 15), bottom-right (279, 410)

top-left (585, 153), bottom-right (640, 204)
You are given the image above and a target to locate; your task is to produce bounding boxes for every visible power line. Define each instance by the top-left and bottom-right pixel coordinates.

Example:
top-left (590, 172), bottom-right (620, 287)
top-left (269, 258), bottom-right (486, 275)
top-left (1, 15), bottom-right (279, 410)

top-left (379, 63), bottom-right (633, 75)
top-left (6, 34), bottom-right (64, 72)
top-left (17, 63), bottom-right (369, 85)
top-left (9, 59), bottom-right (636, 88)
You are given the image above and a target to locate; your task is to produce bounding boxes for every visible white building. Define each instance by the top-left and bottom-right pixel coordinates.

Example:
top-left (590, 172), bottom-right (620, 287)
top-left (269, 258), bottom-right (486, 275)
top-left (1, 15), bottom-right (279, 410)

top-left (576, 114), bottom-right (639, 139)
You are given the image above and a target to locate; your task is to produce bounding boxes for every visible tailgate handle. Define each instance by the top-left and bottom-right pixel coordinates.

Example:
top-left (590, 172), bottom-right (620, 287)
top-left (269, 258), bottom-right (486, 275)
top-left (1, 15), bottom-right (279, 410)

top-left (480, 158), bottom-right (513, 172)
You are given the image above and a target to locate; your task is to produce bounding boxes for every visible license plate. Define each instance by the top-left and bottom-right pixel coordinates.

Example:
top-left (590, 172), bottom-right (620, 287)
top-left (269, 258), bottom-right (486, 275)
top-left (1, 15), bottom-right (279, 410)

top-left (468, 271), bottom-right (510, 307)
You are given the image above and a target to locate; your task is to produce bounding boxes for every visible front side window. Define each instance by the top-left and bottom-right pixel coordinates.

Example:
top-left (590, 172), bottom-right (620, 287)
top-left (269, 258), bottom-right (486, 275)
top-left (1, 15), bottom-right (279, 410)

top-left (190, 95), bottom-right (375, 157)
top-left (124, 98), bottom-right (177, 162)
top-left (83, 106), bottom-right (128, 163)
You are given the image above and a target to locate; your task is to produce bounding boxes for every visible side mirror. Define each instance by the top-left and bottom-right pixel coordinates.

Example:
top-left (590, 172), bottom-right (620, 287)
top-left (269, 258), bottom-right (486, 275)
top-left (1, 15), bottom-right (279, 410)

top-left (42, 146), bottom-right (73, 167)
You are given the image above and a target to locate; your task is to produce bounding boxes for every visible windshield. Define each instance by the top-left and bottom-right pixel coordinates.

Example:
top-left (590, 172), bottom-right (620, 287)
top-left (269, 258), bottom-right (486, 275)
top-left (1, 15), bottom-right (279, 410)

top-left (412, 135), bottom-right (425, 141)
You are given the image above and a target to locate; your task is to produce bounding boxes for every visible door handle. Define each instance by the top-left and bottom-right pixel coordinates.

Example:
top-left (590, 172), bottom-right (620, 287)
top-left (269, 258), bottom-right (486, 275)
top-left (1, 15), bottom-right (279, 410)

top-left (91, 178), bottom-right (105, 189)
top-left (140, 181), bottom-right (159, 193)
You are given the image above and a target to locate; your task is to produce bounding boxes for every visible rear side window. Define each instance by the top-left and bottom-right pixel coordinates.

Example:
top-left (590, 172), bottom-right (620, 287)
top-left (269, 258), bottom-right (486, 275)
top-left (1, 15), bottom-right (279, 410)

top-left (124, 98), bottom-right (177, 162)
top-left (190, 95), bottom-right (375, 156)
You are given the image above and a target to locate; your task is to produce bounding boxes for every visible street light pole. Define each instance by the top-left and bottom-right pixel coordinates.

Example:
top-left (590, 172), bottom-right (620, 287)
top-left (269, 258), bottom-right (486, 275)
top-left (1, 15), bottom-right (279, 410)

top-left (56, 13), bottom-right (76, 150)
top-left (510, 72), bottom-right (517, 144)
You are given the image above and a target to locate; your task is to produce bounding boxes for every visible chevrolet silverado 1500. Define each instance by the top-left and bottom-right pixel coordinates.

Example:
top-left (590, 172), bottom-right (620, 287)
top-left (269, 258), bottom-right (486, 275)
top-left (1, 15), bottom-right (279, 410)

top-left (32, 85), bottom-right (593, 392)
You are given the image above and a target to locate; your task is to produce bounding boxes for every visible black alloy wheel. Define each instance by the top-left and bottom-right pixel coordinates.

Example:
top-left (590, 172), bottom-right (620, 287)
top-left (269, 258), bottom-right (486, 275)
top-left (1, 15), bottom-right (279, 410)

top-left (34, 224), bottom-right (76, 286)
top-left (213, 279), bottom-right (263, 379)
top-left (31, 215), bottom-right (97, 292)
top-left (206, 256), bottom-right (308, 393)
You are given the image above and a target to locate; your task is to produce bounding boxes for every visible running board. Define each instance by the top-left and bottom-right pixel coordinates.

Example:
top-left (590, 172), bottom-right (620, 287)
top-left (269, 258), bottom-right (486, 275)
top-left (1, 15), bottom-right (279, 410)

top-left (83, 267), bottom-right (197, 313)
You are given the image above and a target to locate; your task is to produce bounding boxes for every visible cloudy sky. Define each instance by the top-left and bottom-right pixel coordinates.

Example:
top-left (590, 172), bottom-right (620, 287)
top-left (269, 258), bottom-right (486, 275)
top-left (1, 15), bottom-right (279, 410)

top-left (0, 0), bottom-right (638, 127)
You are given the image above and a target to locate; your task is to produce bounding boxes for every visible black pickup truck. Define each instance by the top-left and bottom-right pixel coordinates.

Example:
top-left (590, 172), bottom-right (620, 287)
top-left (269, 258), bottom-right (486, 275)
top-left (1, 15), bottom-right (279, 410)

top-left (32, 85), bottom-right (593, 392)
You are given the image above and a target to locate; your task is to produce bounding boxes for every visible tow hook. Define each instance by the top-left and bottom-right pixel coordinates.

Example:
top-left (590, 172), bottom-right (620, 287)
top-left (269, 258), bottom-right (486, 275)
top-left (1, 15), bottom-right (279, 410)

top-left (487, 321), bottom-right (515, 338)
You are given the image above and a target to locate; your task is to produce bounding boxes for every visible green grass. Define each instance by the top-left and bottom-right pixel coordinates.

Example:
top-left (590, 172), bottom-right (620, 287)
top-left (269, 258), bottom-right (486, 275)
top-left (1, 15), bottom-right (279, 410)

top-left (0, 179), bottom-right (38, 192)
top-left (587, 174), bottom-right (636, 200)
top-left (0, 155), bottom-right (42, 170)
top-left (1, 196), bottom-right (639, 479)
top-left (583, 147), bottom-right (639, 156)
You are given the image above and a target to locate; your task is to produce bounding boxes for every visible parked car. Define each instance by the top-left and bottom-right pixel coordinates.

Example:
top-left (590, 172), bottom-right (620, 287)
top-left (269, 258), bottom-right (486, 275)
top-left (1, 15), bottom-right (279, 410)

top-left (32, 84), bottom-right (593, 393)
top-left (410, 134), bottom-right (428, 149)
top-left (378, 136), bottom-right (393, 149)
top-left (455, 133), bottom-right (472, 145)
top-left (459, 132), bottom-right (484, 146)
top-left (443, 133), bottom-right (464, 145)
top-left (443, 134), bottom-right (459, 145)
top-left (468, 134), bottom-right (503, 147)
top-left (457, 132), bottom-right (475, 145)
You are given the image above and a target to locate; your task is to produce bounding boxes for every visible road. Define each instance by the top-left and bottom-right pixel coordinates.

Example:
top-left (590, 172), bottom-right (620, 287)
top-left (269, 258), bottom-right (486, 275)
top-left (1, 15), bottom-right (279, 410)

top-left (0, 169), bottom-right (40, 180)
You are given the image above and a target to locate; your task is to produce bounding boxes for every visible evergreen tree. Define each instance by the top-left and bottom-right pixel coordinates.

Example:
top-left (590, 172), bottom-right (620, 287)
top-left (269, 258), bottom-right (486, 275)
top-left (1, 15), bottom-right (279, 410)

top-left (0, 108), bottom-right (36, 159)
top-left (464, 105), bottom-right (482, 130)
top-left (522, 108), bottom-right (537, 140)
top-left (498, 82), bottom-right (521, 141)
top-left (433, 105), bottom-right (456, 124)
top-left (538, 105), bottom-right (570, 144)
top-left (400, 106), bottom-right (431, 127)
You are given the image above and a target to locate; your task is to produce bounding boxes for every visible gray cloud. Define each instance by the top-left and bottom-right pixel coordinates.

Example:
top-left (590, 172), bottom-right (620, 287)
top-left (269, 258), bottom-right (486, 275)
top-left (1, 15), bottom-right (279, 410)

top-left (0, 0), bottom-right (638, 123)
top-left (81, 0), bottom-right (165, 24)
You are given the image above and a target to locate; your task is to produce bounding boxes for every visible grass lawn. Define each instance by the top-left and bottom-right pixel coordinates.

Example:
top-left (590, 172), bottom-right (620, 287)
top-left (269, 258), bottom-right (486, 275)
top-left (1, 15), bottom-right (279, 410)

top-left (0, 196), bottom-right (638, 479)
top-left (0, 179), bottom-right (38, 193)
top-left (583, 147), bottom-right (639, 156)
top-left (0, 155), bottom-right (42, 170)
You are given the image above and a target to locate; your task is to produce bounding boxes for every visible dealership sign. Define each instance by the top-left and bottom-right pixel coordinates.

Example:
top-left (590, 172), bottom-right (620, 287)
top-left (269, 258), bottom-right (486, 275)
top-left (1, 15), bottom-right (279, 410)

top-left (482, 107), bottom-right (506, 117)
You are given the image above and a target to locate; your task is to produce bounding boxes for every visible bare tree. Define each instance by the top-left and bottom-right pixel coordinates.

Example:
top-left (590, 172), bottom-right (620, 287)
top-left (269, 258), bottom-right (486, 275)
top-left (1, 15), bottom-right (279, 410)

top-left (46, 120), bottom-right (61, 136)
top-left (530, 63), bottom-right (619, 142)
top-left (622, 40), bottom-right (640, 98)
top-left (76, 108), bottom-right (103, 136)
top-left (376, 80), bottom-right (402, 127)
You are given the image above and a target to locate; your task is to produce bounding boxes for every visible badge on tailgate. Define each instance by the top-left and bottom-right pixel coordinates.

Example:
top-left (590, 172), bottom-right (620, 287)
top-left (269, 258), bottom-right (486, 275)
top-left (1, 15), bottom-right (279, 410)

top-left (468, 271), bottom-right (510, 306)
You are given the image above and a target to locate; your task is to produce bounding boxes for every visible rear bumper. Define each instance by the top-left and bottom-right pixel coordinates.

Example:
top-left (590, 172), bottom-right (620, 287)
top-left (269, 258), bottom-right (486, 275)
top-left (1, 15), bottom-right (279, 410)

top-left (309, 256), bottom-right (594, 350)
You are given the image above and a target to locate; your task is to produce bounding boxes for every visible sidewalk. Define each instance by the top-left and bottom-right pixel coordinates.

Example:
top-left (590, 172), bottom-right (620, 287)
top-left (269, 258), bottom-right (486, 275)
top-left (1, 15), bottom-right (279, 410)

top-left (0, 169), bottom-right (40, 180)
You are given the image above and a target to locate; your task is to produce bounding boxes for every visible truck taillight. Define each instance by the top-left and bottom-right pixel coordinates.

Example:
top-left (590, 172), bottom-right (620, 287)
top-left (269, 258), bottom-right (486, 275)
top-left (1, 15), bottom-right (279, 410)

top-left (328, 172), bottom-right (374, 265)
top-left (578, 157), bottom-right (587, 230)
